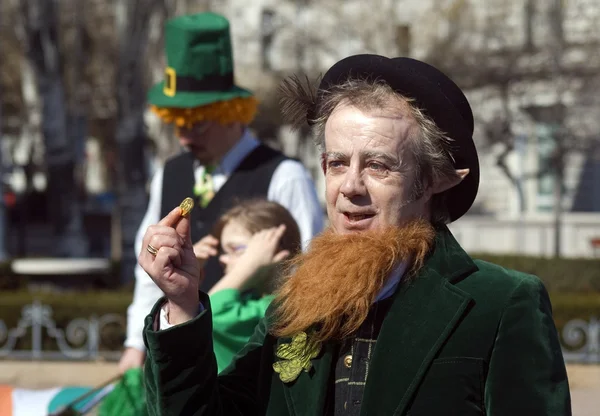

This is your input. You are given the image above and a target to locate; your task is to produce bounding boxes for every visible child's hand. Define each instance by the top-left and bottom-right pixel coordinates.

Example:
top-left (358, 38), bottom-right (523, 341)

top-left (209, 225), bottom-right (289, 295)
top-left (193, 235), bottom-right (219, 269)
top-left (235, 225), bottom-right (289, 273)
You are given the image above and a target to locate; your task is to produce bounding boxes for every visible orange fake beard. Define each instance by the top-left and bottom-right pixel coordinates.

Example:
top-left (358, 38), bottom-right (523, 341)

top-left (270, 219), bottom-right (436, 343)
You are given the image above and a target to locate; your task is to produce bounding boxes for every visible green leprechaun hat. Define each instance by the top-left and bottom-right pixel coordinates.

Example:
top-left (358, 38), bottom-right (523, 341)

top-left (147, 12), bottom-right (253, 109)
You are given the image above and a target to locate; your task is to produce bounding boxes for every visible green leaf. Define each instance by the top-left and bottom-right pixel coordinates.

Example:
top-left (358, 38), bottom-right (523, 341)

top-left (273, 358), bottom-right (304, 383)
top-left (273, 331), bottom-right (321, 383)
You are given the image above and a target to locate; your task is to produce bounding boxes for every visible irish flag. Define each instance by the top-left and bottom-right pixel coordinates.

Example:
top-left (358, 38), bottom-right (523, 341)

top-left (0, 369), bottom-right (145, 416)
top-left (0, 383), bottom-right (114, 415)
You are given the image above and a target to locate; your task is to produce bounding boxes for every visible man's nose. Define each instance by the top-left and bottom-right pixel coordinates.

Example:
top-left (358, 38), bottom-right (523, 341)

top-left (176, 127), bottom-right (192, 140)
top-left (339, 166), bottom-right (366, 199)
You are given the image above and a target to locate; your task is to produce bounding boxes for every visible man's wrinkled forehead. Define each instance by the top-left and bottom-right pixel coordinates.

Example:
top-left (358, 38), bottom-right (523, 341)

top-left (331, 95), bottom-right (415, 120)
top-left (323, 101), bottom-right (418, 148)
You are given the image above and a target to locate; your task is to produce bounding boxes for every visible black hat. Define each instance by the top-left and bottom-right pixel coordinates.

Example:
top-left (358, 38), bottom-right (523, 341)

top-left (312, 54), bottom-right (479, 222)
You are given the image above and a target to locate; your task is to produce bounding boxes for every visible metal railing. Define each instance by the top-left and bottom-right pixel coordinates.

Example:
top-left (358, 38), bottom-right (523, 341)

top-left (561, 316), bottom-right (600, 363)
top-left (0, 302), bottom-right (598, 363)
top-left (0, 301), bottom-right (123, 361)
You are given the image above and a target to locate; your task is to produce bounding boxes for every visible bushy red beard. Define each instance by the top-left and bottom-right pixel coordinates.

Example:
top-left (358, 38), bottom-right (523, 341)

top-left (270, 220), bottom-right (436, 343)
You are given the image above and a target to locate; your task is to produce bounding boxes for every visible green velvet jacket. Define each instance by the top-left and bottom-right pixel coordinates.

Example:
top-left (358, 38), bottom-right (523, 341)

top-left (143, 226), bottom-right (571, 415)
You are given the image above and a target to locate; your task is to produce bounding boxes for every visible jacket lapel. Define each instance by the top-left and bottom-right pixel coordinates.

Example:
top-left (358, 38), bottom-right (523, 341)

top-left (361, 226), bottom-right (478, 416)
top-left (280, 340), bottom-right (333, 416)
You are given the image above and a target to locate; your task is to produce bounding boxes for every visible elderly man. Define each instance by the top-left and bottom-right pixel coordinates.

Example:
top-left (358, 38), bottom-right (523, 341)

top-left (138, 55), bottom-right (571, 415)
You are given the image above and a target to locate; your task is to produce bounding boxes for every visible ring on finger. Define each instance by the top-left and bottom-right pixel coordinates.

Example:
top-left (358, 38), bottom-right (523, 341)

top-left (147, 244), bottom-right (159, 256)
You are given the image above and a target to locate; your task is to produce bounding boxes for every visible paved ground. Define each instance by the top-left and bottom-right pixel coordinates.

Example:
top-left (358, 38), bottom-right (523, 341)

top-left (566, 364), bottom-right (600, 416)
top-left (1, 361), bottom-right (598, 414)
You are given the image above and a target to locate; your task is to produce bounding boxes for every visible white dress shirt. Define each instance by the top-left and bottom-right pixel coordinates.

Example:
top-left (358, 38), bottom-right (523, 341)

top-left (125, 130), bottom-right (324, 352)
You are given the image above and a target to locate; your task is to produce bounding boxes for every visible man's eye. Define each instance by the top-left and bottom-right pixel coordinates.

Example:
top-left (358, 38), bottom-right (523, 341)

top-left (328, 160), bottom-right (344, 168)
top-left (368, 162), bottom-right (386, 171)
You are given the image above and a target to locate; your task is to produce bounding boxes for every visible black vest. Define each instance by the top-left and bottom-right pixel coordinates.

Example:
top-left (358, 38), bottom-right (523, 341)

top-left (160, 144), bottom-right (289, 290)
top-left (325, 296), bottom-right (395, 415)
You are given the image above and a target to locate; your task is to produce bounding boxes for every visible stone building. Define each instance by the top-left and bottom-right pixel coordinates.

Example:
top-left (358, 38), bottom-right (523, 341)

top-left (2, 0), bottom-right (599, 257)
top-left (212, 0), bottom-right (600, 256)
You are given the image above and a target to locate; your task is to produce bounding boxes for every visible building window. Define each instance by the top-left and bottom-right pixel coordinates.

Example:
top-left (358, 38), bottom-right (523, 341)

top-left (261, 9), bottom-right (277, 71)
top-left (535, 123), bottom-right (557, 212)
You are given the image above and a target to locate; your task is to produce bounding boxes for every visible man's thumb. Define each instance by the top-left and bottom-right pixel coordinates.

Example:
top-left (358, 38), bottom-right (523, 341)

top-left (175, 210), bottom-right (193, 244)
top-left (168, 197), bottom-right (195, 243)
top-left (158, 207), bottom-right (182, 228)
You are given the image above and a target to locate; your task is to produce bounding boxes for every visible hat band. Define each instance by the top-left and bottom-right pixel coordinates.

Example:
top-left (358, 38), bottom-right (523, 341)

top-left (164, 71), bottom-right (234, 96)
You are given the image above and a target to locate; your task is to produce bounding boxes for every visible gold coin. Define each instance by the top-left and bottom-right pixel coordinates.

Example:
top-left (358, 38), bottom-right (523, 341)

top-left (179, 197), bottom-right (194, 217)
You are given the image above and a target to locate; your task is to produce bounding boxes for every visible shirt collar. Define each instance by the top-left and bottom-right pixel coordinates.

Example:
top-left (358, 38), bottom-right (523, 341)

top-left (374, 262), bottom-right (408, 303)
top-left (193, 129), bottom-right (259, 175)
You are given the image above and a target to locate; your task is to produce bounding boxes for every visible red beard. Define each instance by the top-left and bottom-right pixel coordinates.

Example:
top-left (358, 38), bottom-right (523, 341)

top-left (270, 220), bottom-right (435, 343)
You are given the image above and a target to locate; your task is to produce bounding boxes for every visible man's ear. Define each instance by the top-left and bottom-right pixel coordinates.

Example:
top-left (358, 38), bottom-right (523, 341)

top-left (431, 169), bottom-right (470, 195)
top-left (320, 154), bottom-right (327, 174)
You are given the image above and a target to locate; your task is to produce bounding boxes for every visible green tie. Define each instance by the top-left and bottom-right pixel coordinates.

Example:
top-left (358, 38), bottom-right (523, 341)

top-left (194, 165), bottom-right (216, 208)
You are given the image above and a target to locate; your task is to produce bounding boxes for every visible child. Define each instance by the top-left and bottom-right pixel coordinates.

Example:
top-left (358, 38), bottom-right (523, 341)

top-left (193, 199), bottom-right (302, 372)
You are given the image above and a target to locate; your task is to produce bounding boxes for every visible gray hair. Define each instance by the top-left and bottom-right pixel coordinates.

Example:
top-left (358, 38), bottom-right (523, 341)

top-left (310, 79), bottom-right (459, 224)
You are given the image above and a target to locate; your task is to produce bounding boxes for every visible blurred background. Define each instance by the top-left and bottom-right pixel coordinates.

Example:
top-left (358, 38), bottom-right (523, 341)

top-left (0, 0), bottom-right (598, 414)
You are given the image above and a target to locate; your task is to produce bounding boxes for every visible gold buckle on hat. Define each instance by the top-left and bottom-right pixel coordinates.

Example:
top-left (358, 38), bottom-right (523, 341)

top-left (164, 67), bottom-right (176, 97)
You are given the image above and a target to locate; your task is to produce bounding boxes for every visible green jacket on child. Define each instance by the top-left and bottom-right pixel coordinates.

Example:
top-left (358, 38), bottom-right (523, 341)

top-left (210, 289), bottom-right (274, 373)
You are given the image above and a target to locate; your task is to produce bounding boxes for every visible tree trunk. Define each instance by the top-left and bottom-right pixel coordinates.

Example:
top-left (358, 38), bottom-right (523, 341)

top-left (26, 0), bottom-right (88, 257)
top-left (552, 163), bottom-right (564, 258)
top-left (515, 134), bottom-right (528, 253)
top-left (13, 29), bottom-right (41, 257)
top-left (0, 37), bottom-right (8, 261)
top-left (549, 0), bottom-right (564, 259)
top-left (146, 2), bottom-right (178, 162)
top-left (114, 0), bottom-right (155, 283)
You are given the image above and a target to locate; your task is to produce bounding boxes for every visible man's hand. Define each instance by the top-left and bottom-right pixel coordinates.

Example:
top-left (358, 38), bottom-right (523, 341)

top-left (138, 206), bottom-right (201, 325)
top-left (193, 235), bottom-right (219, 269)
top-left (118, 347), bottom-right (145, 374)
